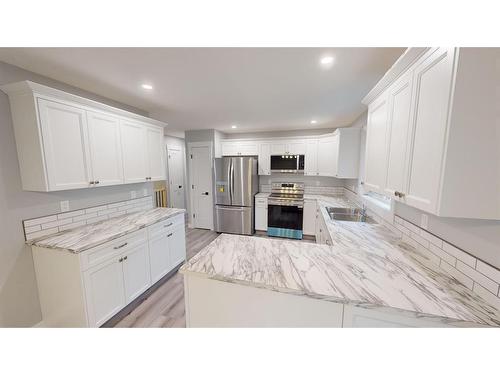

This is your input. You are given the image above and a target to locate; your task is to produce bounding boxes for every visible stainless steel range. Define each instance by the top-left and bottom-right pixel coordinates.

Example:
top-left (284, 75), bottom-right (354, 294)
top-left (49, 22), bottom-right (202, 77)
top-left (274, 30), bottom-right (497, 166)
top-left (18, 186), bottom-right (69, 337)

top-left (267, 182), bottom-right (304, 240)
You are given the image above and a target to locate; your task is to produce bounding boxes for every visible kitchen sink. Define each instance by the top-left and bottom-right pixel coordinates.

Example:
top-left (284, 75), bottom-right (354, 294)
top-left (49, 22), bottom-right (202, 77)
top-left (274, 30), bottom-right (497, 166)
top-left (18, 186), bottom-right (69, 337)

top-left (325, 206), bottom-right (376, 224)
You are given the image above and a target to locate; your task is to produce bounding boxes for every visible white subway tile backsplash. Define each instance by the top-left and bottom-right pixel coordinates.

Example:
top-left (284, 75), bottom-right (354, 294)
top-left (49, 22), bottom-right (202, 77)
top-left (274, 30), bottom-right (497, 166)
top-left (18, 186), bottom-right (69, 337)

top-left (476, 261), bottom-right (500, 285)
top-left (455, 261), bottom-right (499, 294)
top-left (473, 284), bottom-right (500, 310)
top-left (24, 215), bottom-right (57, 227)
top-left (23, 196), bottom-right (153, 242)
top-left (57, 210), bottom-right (85, 220)
top-left (442, 242), bottom-right (476, 268)
top-left (403, 220), bottom-right (421, 235)
top-left (440, 260), bottom-right (474, 289)
top-left (41, 218), bottom-right (73, 230)
top-left (429, 243), bottom-right (456, 267)
top-left (420, 231), bottom-right (443, 248)
top-left (410, 231), bottom-right (430, 248)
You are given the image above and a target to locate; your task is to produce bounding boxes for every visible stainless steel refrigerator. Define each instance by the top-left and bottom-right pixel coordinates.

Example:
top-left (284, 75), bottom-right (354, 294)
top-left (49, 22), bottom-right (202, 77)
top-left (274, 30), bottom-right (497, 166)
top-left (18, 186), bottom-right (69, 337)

top-left (214, 156), bottom-right (258, 235)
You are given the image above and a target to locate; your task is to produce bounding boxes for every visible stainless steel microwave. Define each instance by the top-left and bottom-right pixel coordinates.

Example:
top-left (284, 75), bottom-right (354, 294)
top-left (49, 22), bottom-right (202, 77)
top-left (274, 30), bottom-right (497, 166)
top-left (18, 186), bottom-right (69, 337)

top-left (270, 155), bottom-right (305, 173)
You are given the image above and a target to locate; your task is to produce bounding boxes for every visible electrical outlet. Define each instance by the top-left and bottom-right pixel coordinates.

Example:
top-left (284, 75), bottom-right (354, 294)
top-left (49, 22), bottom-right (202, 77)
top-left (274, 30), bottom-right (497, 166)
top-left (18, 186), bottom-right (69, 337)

top-left (143, 188), bottom-right (148, 196)
top-left (60, 200), bottom-right (70, 212)
top-left (130, 191), bottom-right (137, 199)
top-left (421, 214), bottom-right (428, 230)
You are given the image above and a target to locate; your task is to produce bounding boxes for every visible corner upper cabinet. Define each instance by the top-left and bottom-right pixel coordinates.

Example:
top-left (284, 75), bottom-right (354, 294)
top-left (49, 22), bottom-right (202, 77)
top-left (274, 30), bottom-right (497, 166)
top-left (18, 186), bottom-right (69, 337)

top-left (1, 81), bottom-right (168, 191)
top-left (363, 48), bottom-right (500, 219)
top-left (37, 99), bottom-right (93, 191)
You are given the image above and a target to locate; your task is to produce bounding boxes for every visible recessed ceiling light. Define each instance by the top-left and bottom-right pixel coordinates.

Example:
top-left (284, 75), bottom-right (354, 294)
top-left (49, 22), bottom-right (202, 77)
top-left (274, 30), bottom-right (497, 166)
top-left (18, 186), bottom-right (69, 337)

top-left (320, 56), bottom-right (334, 66)
top-left (231, 125), bottom-right (237, 129)
top-left (310, 120), bottom-right (317, 124)
top-left (141, 83), bottom-right (153, 90)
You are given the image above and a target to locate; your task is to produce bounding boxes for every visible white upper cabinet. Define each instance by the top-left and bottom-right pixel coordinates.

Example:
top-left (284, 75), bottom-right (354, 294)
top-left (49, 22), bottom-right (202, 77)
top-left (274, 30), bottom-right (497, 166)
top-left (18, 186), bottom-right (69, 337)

top-left (364, 92), bottom-right (390, 194)
top-left (221, 140), bottom-right (258, 156)
top-left (383, 69), bottom-right (414, 199)
top-left (120, 120), bottom-right (148, 183)
top-left (317, 135), bottom-right (336, 177)
top-left (145, 126), bottom-right (166, 181)
top-left (87, 111), bottom-right (123, 187)
top-left (304, 139), bottom-right (319, 176)
top-left (38, 99), bottom-right (92, 191)
top-left (287, 141), bottom-right (306, 155)
top-left (404, 48), bottom-right (455, 214)
top-left (258, 143), bottom-right (271, 175)
top-left (363, 47), bottom-right (500, 219)
top-left (1, 81), bottom-right (167, 192)
top-left (269, 141), bottom-right (305, 155)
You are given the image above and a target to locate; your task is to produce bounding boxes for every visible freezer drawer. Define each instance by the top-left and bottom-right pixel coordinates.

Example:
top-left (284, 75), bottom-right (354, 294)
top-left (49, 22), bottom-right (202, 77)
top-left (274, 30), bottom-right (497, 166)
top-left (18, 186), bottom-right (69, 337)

top-left (215, 205), bottom-right (254, 235)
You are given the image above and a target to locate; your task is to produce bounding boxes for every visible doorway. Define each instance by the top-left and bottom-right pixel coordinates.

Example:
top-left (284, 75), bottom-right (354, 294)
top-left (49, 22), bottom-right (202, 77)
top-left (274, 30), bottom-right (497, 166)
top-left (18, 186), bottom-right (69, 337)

top-left (187, 142), bottom-right (214, 230)
top-left (166, 146), bottom-right (186, 209)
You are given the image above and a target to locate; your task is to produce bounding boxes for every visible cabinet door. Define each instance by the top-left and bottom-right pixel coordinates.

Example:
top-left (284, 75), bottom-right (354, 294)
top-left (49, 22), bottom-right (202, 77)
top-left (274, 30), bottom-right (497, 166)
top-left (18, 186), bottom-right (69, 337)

top-left (120, 120), bottom-right (148, 183)
top-left (258, 143), bottom-right (271, 175)
top-left (288, 141), bottom-right (306, 155)
top-left (405, 48), bottom-right (455, 214)
top-left (145, 126), bottom-right (166, 181)
top-left (122, 242), bottom-right (151, 303)
top-left (169, 224), bottom-right (187, 267)
top-left (317, 136), bottom-right (336, 177)
top-left (364, 93), bottom-right (390, 193)
top-left (87, 111), bottom-right (124, 186)
top-left (149, 232), bottom-right (172, 284)
top-left (255, 204), bottom-right (268, 231)
top-left (221, 142), bottom-right (237, 156)
top-left (238, 142), bottom-right (258, 156)
top-left (83, 256), bottom-right (126, 327)
top-left (384, 70), bottom-right (414, 199)
top-left (304, 140), bottom-right (318, 176)
top-left (330, 133), bottom-right (339, 177)
top-left (37, 99), bottom-right (92, 190)
top-left (303, 199), bottom-right (317, 236)
top-left (270, 142), bottom-right (288, 155)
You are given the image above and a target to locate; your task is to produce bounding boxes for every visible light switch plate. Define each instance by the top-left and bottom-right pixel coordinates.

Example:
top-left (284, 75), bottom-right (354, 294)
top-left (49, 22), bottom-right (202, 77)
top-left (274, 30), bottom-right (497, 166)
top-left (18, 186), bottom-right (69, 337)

top-left (130, 191), bottom-right (137, 199)
top-left (60, 200), bottom-right (70, 212)
top-left (420, 214), bottom-right (428, 230)
top-left (143, 188), bottom-right (148, 196)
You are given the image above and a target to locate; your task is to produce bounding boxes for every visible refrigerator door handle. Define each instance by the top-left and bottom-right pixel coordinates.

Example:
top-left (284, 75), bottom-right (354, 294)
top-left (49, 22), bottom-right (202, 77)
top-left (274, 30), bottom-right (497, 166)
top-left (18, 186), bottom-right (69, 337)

top-left (230, 159), bottom-right (234, 205)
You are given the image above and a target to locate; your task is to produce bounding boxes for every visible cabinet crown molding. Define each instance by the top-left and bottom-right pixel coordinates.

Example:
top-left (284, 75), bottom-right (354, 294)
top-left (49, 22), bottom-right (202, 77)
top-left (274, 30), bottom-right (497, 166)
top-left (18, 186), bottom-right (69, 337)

top-left (362, 48), bottom-right (430, 105)
top-left (1, 80), bottom-right (167, 128)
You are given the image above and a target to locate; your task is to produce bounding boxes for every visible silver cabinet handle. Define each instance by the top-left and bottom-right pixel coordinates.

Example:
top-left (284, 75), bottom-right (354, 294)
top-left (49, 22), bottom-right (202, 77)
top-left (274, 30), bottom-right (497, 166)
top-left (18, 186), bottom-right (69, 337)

top-left (167, 233), bottom-right (173, 237)
top-left (164, 223), bottom-right (173, 228)
top-left (114, 242), bottom-right (128, 249)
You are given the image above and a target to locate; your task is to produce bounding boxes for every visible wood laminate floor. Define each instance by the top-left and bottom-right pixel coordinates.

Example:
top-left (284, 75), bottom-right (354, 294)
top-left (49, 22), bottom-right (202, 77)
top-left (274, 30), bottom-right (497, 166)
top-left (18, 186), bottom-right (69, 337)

top-left (113, 227), bottom-right (315, 328)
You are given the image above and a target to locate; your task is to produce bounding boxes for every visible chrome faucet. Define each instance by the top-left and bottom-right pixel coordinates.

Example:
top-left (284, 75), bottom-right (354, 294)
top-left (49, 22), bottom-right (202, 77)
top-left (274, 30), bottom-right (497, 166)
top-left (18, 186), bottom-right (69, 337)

top-left (360, 203), bottom-right (367, 216)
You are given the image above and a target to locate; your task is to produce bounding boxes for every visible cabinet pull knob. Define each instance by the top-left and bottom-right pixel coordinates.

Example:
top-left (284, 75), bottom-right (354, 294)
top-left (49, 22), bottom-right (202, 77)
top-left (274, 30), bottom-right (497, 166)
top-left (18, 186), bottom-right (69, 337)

top-left (123, 256), bottom-right (128, 261)
top-left (114, 242), bottom-right (128, 249)
top-left (95, 180), bottom-right (99, 185)
top-left (89, 181), bottom-right (95, 185)
top-left (118, 257), bottom-right (123, 262)
top-left (394, 191), bottom-right (398, 197)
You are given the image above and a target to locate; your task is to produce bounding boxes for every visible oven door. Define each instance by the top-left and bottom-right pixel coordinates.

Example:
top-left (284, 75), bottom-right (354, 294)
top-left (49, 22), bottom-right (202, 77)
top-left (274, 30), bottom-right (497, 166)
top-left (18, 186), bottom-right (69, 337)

top-left (267, 203), bottom-right (303, 239)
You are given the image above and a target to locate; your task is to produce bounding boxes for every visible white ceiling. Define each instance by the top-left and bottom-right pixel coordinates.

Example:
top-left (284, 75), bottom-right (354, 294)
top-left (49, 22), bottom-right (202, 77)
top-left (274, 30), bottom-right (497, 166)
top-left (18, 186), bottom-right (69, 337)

top-left (0, 48), bottom-right (404, 134)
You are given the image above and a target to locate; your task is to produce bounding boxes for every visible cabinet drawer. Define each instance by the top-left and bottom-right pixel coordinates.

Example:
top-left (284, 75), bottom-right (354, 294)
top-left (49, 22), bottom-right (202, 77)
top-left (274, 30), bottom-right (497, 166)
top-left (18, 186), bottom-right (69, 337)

top-left (147, 214), bottom-right (184, 238)
top-left (80, 229), bottom-right (147, 271)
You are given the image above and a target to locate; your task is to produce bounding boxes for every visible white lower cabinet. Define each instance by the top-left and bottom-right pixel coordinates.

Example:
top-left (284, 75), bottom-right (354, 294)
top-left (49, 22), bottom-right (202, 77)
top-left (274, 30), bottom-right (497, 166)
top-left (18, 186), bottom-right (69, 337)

top-left (255, 197), bottom-right (268, 231)
top-left (32, 214), bottom-right (186, 327)
top-left (83, 255), bottom-right (127, 327)
top-left (303, 199), bottom-right (316, 236)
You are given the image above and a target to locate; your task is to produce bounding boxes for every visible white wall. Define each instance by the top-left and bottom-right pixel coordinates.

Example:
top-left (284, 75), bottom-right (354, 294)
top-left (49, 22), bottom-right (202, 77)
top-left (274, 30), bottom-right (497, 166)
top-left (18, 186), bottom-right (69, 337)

top-left (350, 111), bottom-right (500, 269)
top-left (0, 61), bottom-right (153, 327)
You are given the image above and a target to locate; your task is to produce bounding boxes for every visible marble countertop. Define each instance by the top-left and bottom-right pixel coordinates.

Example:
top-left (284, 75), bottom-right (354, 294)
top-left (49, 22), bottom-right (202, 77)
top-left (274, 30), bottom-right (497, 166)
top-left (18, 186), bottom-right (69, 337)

top-left (255, 192), bottom-right (270, 198)
top-left (29, 208), bottom-right (186, 253)
top-left (181, 195), bottom-right (500, 327)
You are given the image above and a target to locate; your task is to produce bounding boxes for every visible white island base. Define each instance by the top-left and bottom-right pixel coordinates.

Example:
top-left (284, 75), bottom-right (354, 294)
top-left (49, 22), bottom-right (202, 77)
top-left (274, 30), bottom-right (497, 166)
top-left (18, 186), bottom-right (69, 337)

top-left (183, 274), bottom-right (461, 328)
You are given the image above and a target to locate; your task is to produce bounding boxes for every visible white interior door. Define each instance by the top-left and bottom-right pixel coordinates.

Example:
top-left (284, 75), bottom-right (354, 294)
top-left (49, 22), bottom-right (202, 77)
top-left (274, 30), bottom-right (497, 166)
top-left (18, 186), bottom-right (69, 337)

top-left (167, 147), bottom-right (186, 208)
top-left (37, 98), bottom-right (92, 190)
top-left (87, 111), bottom-right (124, 186)
top-left (189, 144), bottom-right (213, 229)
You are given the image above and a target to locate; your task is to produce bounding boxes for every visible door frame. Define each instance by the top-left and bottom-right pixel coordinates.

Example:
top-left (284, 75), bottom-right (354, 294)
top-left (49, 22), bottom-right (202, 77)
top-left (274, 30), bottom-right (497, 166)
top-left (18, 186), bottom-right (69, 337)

top-left (165, 143), bottom-right (187, 209)
top-left (187, 141), bottom-right (214, 229)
